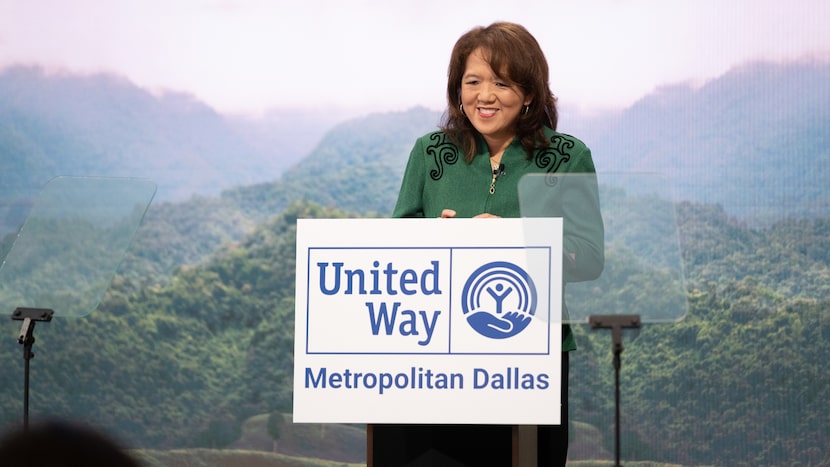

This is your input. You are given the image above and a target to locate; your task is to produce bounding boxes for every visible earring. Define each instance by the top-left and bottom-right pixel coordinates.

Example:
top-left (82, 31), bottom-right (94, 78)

top-left (459, 103), bottom-right (464, 112)
top-left (521, 105), bottom-right (530, 115)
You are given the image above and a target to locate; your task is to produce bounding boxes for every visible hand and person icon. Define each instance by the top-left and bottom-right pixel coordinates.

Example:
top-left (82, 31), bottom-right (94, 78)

top-left (466, 279), bottom-right (533, 338)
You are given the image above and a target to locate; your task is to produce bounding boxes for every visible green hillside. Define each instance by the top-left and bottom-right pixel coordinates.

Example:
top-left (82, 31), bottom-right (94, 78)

top-left (1, 197), bottom-right (827, 465)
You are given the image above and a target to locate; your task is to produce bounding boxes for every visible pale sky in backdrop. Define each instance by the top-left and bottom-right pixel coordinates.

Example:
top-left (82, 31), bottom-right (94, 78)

top-left (1, 0), bottom-right (829, 117)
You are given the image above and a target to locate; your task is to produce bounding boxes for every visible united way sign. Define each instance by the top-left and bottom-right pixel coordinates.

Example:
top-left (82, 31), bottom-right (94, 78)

top-left (293, 218), bottom-right (563, 425)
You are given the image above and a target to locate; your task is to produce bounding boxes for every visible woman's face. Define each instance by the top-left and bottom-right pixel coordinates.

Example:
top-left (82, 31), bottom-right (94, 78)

top-left (460, 47), bottom-right (530, 150)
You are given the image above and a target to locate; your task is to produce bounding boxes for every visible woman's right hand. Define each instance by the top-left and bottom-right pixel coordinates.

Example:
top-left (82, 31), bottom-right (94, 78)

top-left (440, 209), bottom-right (502, 218)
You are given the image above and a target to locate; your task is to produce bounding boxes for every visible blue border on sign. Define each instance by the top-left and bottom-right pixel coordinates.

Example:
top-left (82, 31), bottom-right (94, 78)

top-left (304, 246), bottom-right (553, 356)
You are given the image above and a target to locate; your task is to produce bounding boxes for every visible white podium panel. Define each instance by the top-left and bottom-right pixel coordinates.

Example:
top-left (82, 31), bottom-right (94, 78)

top-left (293, 218), bottom-right (563, 425)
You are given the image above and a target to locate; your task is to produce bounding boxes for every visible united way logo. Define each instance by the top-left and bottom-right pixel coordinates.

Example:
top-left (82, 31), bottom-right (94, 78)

top-left (461, 261), bottom-right (537, 339)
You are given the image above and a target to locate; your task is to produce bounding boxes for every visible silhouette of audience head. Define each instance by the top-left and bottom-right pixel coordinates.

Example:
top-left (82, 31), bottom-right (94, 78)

top-left (0, 419), bottom-right (141, 466)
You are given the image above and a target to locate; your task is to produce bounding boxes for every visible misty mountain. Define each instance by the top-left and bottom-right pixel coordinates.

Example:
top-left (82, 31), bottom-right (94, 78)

top-left (219, 58), bottom-right (830, 227)
top-left (0, 65), bottom-right (337, 231)
top-left (222, 106), bottom-right (441, 218)
top-left (3, 58), bottom-right (828, 271)
top-left (584, 59), bottom-right (830, 225)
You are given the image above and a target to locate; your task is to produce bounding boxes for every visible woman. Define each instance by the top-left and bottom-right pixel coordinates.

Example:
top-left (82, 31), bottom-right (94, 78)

top-left (390, 22), bottom-right (604, 466)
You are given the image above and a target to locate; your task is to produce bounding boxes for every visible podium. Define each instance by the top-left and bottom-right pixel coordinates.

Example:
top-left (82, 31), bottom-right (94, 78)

top-left (294, 173), bottom-right (687, 465)
top-left (293, 217), bottom-right (572, 467)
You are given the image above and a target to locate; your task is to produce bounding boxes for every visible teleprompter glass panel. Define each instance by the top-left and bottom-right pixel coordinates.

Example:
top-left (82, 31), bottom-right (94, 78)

top-left (519, 172), bottom-right (687, 323)
top-left (0, 176), bottom-right (156, 318)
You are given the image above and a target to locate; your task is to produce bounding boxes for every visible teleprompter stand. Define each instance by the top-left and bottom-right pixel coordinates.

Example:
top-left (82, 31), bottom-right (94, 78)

top-left (518, 172), bottom-right (687, 465)
top-left (1, 176), bottom-right (156, 431)
top-left (589, 314), bottom-right (641, 467)
top-left (11, 307), bottom-right (54, 431)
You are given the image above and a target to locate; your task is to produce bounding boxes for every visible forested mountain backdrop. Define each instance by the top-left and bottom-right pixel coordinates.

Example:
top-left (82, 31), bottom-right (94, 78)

top-left (2, 60), bottom-right (828, 239)
top-left (1, 59), bottom-right (828, 466)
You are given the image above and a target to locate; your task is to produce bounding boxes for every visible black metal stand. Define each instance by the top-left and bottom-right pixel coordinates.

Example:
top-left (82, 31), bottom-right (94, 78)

top-left (589, 314), bottom-right (641, 467)
top-left (11, 307), bottom-right (54, 431)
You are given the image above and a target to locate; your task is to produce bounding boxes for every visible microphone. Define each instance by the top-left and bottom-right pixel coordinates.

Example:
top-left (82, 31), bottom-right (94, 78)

top-left (489, 163), bottom-right (505, 195)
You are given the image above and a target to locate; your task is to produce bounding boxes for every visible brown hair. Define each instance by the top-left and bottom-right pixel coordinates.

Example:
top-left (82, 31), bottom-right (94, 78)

top-left (442, 22), bottom-right (558, 162)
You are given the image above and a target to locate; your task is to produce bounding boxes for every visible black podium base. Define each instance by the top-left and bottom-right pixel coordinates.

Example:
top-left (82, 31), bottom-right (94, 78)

top-left (369, 424), bottom-right (513, 467)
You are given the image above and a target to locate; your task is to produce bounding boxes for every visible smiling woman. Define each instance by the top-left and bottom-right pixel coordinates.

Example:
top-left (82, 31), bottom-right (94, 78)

top-left (459, 47), bottom-right (531, 163)
top-left (448, 21), bottom-right (557, 166)
top-left (385, 21), bottom-right (605, 467)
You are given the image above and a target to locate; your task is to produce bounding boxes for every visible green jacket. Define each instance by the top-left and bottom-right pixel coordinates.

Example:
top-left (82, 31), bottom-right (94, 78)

top-left (393, 127), bottom-right (605, 351)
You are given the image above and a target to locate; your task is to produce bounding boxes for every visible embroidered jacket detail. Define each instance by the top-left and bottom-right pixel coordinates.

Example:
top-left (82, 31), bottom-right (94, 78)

top-left (426, 133), bottom-right (460, 181)
top-left (424, 132), bottom-right (578, 181)
top-left (535, 134), bottom-right (575, 173)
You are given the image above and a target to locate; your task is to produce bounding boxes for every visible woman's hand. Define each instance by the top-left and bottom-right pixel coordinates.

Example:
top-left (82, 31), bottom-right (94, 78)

top-left (439, 209), bottom-right (501, 218)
